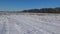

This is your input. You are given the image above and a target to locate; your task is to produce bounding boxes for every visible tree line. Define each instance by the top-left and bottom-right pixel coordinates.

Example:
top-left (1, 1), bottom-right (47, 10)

top-left (21, 7), bottom-right (60, 13)
top-left (0, 7), bottom-right (60, 13)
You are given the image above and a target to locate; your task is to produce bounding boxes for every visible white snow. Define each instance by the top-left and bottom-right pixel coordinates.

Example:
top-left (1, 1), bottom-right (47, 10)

top-left (0, 13), bottom-right (60, 34)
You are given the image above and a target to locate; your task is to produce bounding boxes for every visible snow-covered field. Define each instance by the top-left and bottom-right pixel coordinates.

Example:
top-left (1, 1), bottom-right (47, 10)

top-left (0, 13), bottom-right (60, 34)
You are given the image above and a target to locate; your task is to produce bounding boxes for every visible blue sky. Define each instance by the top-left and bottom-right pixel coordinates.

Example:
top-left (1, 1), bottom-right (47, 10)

top-left (0, 0), bottom-right (60, 11)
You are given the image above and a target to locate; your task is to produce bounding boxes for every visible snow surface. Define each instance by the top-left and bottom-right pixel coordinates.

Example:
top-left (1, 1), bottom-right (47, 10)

top-left (0, 13), bottom-right (60, 34)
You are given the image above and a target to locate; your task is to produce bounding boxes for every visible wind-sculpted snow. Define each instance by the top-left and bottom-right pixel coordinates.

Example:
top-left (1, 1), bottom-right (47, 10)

top-left (0, 14), bottom-right (60, 34)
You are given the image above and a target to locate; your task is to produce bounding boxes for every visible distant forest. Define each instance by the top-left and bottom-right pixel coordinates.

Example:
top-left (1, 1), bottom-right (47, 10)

top-left (0, 7), bottom-right (60, 13)
top-left (21, 7), bottom-right (60, 13)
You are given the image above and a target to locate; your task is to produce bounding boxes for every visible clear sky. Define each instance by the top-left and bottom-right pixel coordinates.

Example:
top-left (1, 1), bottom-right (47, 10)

top-left (0, 0), bottom-right (60, 11)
